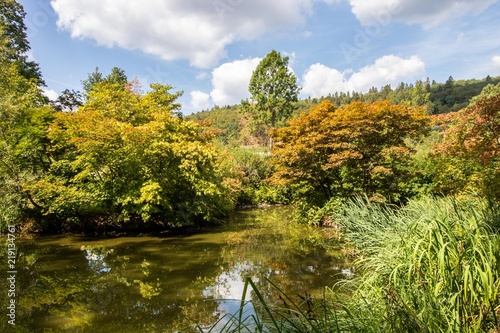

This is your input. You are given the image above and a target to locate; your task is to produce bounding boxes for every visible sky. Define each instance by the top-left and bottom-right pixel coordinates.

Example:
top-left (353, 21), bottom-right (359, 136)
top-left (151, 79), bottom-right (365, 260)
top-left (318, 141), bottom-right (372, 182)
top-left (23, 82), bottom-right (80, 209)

top-left (19, 0), bottom-right (500, 115)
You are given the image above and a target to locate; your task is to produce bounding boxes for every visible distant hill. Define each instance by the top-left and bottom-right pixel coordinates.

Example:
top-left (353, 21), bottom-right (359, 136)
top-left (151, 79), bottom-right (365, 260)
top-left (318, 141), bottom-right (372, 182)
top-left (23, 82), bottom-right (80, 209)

top-left (188, 75), bottom-right (500, 146)
top-left (428, 75), bottom-right (500, 113)
top-left (321, 75), bottom-right (500, 114)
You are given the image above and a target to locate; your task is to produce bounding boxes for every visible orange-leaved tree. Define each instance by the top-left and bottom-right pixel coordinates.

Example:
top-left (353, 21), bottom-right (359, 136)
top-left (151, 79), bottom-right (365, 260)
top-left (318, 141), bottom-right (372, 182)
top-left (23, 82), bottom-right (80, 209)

top-left (435, 84), bottom-right (500, 199)
top-left (271, 100), bottom-right (429, 203)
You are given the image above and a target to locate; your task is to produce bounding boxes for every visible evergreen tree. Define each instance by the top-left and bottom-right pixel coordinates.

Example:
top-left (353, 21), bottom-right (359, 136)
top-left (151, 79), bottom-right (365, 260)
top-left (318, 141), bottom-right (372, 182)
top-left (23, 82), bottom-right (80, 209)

top-left (82, 67), bottom-right (128, 97)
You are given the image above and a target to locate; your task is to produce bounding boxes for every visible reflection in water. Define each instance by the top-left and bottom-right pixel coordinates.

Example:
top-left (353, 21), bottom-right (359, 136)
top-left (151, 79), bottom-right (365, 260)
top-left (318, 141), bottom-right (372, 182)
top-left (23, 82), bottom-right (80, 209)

top-left (202, 262), bottom-right (257, 331)
top-left (81, 246), bottom-right (112, 273)
top-left (0, 206), bottom-right (352, 332)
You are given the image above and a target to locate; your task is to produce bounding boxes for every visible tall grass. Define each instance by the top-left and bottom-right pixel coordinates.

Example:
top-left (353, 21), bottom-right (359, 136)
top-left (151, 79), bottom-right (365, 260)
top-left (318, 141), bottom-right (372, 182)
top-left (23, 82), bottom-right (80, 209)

top-left (195, 196), bottom-right (500, 333)
top-left (332, 196), bottom-right (500, 333)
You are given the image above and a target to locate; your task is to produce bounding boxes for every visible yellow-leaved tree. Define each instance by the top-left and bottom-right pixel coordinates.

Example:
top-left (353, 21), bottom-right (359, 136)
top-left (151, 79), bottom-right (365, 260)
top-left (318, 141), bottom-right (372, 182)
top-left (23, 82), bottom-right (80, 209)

top-left (27, 81), bottom-right (239, 230)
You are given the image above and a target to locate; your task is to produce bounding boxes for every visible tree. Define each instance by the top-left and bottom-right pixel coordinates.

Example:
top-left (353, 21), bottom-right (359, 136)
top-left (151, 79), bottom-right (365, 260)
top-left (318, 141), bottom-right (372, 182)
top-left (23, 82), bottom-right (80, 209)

top-left (271, 100), bottom-right (429, 203)
top-left (81, 67), bottom-right (103, 96)
top-left (0, 43), bottom-right (53, 228)
top-left (53, 89), bottom-right (83, 111)
top-left (27, 81), bottom-right (238, 229)
top-left (105, 66), bottom-right (127, 86)
top-left (409, 80), bottom-right (430, 109)
top-left (0, 0), bottom-right (44, 85)
top-left (436, 84), bottom-right (500, 199)
top-left (246, 50), bottom-right (300, 138)
top-left (82, 67), bottom-right (128, 96)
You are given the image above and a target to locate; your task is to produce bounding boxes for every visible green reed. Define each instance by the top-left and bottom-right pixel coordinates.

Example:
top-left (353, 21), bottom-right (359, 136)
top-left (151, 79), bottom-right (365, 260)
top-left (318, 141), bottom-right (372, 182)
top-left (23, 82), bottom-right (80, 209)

top-left (335, 196), bottom-right (500, 332)
top-left (194, 196), bottom-right (500, 333)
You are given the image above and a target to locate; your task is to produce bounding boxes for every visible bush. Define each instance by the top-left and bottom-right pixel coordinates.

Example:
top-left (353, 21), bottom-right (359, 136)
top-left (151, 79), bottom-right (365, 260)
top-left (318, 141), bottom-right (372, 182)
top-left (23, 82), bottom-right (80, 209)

top-left (230, 147), bottom-right (290, 206)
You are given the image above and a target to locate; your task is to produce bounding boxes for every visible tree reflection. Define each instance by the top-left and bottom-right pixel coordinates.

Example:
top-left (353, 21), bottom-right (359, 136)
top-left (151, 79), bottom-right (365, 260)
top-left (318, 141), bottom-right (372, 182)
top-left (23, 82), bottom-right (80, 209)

top-left (191, 207), bottom-right (352, 329)
top-left (0, 206), bottom-right (350, 332)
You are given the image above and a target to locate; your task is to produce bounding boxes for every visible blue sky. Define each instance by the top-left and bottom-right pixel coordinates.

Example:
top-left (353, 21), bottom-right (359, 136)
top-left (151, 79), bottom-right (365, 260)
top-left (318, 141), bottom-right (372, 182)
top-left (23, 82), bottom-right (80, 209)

top-left (19, 0), bottom-right (500, 114)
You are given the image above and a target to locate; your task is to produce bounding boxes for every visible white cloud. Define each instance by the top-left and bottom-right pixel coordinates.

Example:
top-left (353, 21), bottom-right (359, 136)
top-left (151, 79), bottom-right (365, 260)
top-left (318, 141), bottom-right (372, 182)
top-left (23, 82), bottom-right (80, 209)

top-left (349, 55), bottom-right (425, 91)
top-left (190, 91), bottom-right (211, 110)
top-left (196, 72), bottom-right (209, 80)
top-left (348, 0), bottom-right (497, 28)
top-left (302, 64), bottom-right (346, 98)
top-left (43, 88), bottom-right (59, 101)
top-left (493, 56), bottom-right (500, 71)
top-left (51, 0), bottom-right (322, 68)
top-left (210, 58), bottom-right (261, 106)
top-left (302, 55), bottom-right (425, 98)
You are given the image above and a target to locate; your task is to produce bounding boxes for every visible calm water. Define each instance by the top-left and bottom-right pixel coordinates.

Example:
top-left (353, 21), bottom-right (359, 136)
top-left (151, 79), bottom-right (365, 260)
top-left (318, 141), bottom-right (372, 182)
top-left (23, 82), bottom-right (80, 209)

top-left (0, 206), bottom-right (351, 332)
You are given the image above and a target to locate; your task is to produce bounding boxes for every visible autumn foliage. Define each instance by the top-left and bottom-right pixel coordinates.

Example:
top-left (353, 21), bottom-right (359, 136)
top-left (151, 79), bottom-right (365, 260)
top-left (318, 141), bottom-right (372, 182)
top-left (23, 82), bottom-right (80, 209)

top-left (22, 82), bottom-right (239, 230)
top-left (434, 86), bottom-right (500, 198)
top-left (271, 100), bottom-right (429, 203)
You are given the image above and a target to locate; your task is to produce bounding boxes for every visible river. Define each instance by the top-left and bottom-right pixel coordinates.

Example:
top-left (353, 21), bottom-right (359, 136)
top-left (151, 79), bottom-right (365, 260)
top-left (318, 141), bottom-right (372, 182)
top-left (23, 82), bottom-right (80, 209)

top-left (0, 206), bottom-right (351, 332)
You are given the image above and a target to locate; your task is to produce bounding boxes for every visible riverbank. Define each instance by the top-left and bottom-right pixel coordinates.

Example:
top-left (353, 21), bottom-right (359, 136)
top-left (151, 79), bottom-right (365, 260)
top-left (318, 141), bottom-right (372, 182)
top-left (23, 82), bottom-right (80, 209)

top-left (200, 195), bottom-right (500, 332)
top-left (5, 203), bottom-right (287, 238)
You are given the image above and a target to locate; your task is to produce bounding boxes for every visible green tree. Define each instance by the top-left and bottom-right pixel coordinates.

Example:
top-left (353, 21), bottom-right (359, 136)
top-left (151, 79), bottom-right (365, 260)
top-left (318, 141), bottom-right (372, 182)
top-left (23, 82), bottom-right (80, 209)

top-left (53, 89), bottom-right (83, 111)
top-left (0, 0), bottom-right (44, 85)
top-left (0, 39), bottom-right (53, 228)
top-left (409, 80), bottom-right (430, 109)
top-left (105, 66), bottom-right (128, 86)
top-left (81, 67), bottom-right (103, 96)
top-left (28, 81), bottom-right (238, 229)
top-left (82, 67), bottom-right (128, 96)
top-left (246, 50), bottom-right (300, 142)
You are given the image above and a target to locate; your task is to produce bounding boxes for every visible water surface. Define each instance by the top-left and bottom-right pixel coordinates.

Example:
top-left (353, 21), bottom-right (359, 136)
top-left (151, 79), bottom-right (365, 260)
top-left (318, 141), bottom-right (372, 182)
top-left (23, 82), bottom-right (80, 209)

top-left (1, 206), bottom-right (351, 332)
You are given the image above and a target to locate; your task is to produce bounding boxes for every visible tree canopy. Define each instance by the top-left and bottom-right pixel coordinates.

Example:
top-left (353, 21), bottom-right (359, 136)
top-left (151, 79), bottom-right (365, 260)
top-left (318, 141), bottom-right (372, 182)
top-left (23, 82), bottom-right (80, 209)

top-left (25, 82), bottom-right (238, 229)
top-left (271, 100), bottom-right (429, 203)
top-left (0, 43), bottom-right (52, 225)
top-left (0, 0), bottom-right (44, 85)
top-left (435, 84), bottom-right (500, 199)
top-left (81, 67), bottom-right (128, 97)
top-left (247, 50), bottom-right (300, 129)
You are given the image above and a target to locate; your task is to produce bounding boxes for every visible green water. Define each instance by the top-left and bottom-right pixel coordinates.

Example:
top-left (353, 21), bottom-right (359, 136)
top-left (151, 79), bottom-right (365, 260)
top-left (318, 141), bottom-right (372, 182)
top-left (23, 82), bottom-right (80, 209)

top-left (0, 206), bottom-right (351, 332)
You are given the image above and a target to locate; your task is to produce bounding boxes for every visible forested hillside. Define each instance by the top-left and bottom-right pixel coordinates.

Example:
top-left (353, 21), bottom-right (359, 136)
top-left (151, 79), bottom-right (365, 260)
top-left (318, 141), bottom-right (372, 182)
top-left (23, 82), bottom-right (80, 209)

top-left (189, 75), bottom-right (500, 146)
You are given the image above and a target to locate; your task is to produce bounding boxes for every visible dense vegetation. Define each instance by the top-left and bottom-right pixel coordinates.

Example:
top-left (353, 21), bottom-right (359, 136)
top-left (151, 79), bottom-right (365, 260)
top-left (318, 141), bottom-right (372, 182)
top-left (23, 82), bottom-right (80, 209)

top-left (0, 4), bottom-right (240, 231)
top-left (189, 75), bottom-right (500, 146)
top-left (193, 79), bottom-right (500, 331)
top-left (201, 197), bottom-right (500, 333)
top-left (2, 1), bottom-right (500, 331)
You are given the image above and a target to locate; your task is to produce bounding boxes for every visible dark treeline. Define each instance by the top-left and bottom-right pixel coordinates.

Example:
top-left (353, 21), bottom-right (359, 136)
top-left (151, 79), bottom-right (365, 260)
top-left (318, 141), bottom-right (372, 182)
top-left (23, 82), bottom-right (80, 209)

top-left (321, 75), bottom-right (500, 114)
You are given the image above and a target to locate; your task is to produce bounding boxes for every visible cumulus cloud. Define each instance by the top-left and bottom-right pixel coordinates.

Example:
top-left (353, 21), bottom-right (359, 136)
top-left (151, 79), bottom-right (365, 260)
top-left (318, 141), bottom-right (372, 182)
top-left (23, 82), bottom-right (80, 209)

top-left (43, 88), bottom-right (59, 101)
top-left (302, 64), bottom-right (346, 98)
top-left (51, 0), bottom-right (319, 67)
top-left (190, 91), bottom-right (211, 110)
top-left (493, 56), bottom-right (500, 71)
top-left (210, 58), bottom-right (262, 106)
top-left (302, 55), bottom-right (425, 98)
top-left (348, 0), bottom-right (497, 28)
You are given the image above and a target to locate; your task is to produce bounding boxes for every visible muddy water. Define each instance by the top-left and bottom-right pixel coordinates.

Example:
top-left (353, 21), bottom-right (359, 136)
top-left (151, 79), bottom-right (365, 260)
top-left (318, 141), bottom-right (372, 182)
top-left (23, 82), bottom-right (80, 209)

top-left (0, 206), bottom-right (351, 332)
